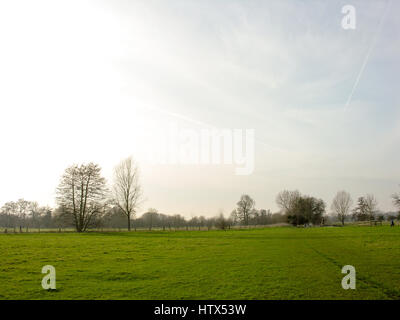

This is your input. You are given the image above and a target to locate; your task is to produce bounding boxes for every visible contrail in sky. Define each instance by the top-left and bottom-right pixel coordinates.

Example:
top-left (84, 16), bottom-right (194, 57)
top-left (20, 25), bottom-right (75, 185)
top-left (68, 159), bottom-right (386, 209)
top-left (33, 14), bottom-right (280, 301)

top-left (345, 0), bottom-right (392, 109)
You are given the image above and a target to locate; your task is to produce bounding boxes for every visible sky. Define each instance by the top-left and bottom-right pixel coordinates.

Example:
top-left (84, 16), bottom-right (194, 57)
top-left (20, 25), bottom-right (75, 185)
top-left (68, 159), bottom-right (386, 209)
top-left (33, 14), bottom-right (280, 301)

top-left (0, 0), bottom-right (399, 217)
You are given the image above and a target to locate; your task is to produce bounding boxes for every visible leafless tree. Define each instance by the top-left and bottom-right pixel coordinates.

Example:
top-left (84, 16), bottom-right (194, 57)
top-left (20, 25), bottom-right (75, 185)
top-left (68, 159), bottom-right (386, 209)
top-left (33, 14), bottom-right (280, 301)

top-left (198, 216), bottom-right (206, 230)
top-left (331, 191), bottom-right (353, 225)
top-left (56, 163), bottom-right (108, 232)
top-left (235, 194), bottom-right (255, 225)
top-left (230, 209), bottom-right (238, 225)
top-left (215, 211), bottom-right (229, 230)
top-left (0, 201), bottom-right (18, 228)
top-left (16, 199), bottom-right (29, 228)
top-left (276, 190), bottom-right (301, 214)
top-left (28, 201), bottom-right (40, 230)
top-left (365, 194), bottom-right (378, 220)
top-left (112, 157), bottom-right (142, 231)
top-left (144, 208), bottom-right (158, 231)
top-left (392, 189), bottom-right (400, 214)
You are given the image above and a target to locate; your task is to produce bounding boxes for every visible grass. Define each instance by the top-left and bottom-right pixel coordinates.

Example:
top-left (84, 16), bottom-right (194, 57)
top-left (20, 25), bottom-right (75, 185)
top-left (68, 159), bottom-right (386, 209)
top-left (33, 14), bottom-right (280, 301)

top-left (1, 226), bottom-right (400, 300)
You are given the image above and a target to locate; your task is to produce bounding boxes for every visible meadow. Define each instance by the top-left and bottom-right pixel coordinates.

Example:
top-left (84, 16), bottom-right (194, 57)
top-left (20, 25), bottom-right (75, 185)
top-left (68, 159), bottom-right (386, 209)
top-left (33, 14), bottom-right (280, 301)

top-left (0, 226), bottom-right (400, 300)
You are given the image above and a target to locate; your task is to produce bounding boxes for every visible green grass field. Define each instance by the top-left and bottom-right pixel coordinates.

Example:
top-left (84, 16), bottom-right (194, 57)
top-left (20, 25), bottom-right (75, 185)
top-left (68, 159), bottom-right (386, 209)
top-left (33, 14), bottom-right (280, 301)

top-left (1, 226), bottom-right (400, 300)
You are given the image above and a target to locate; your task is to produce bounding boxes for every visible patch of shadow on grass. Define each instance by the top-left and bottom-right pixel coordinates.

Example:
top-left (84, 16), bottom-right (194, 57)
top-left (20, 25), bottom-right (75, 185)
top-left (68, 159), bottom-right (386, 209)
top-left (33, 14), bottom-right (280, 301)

top-left (307, 245), bottom-right (400, 300)
top-left (44, 289), bottom-right (59, 293)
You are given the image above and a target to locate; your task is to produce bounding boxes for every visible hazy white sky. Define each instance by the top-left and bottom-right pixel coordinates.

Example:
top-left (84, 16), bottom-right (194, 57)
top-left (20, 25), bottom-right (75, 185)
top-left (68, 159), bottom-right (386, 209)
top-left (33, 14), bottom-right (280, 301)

top-left (0, 0), bottom-right (399, 216)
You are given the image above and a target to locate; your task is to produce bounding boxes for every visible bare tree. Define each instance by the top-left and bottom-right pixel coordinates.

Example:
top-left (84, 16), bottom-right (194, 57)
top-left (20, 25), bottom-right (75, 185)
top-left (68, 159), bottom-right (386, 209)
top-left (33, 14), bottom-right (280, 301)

top-left (352, 197), bottom-right (368, 221)
top-left (392, 189), bottom-right (400, 214)
top-left (215, 212), bottom-right (229, 230)
top-left (235, 194), bottom-right (255, 225)
top-left (331, 191), bottom-right (353, 225)
top-left (112, 157), bottom-right (142, 231)
top-left (28, 201), bottom-right (40, 230)
top-left (16, 199), bottom-right (29, 228)
top-left (198, 216), bottom-right (206, 230)
top-left (56, 163), bottom-right (108, 232)
top-left (365, 194), bottom-right (378, 220)
top-left (0, 201), bottom-right (18, 228)
top-left (276, 190), bottom-right (301, 215)
top-left (144, 208), bottom-right (158, 231)
top-left (230, 210), bottom-right (238, 225)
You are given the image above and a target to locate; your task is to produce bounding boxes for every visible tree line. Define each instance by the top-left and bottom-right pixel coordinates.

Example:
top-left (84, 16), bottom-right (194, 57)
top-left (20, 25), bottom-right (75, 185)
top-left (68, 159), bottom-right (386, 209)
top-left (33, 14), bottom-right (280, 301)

top-left (1, 158), bottom-right (400, 232)
top-left (275, 189), bottom-right (400, 226)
